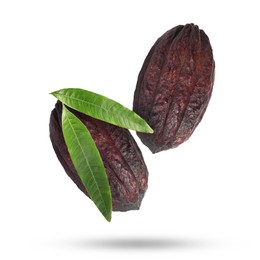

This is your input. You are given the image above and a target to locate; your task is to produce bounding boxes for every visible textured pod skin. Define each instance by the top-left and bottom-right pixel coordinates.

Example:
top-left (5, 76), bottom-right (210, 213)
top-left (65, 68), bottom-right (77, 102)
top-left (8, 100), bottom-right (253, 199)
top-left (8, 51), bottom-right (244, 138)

top-left (133, 24), bottom-right (215, 153)
top-left (49, 102), bottom-right (149, 211)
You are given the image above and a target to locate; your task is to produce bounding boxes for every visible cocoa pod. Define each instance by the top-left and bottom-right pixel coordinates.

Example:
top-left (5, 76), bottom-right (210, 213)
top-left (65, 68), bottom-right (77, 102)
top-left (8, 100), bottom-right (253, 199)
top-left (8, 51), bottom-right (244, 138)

top-left (133, 24), bottom-right (215, 153)
top-left (49, 101), bottom-right (149, 211)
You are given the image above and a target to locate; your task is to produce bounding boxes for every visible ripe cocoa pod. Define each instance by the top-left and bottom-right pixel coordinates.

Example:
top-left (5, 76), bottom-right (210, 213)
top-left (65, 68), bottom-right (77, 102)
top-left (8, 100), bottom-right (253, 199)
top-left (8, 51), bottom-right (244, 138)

top-left (49, 101), bottom-right (149, 211)
top-left (133, 24), bottom-right (215, 153)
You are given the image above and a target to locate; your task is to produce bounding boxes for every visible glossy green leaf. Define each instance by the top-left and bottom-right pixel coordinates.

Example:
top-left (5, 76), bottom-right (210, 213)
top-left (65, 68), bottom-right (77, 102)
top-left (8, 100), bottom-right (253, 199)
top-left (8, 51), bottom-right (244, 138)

top-left (51, 88), bottom-right (153, 133)
top-left (61, 104), bottom-right (112, 222)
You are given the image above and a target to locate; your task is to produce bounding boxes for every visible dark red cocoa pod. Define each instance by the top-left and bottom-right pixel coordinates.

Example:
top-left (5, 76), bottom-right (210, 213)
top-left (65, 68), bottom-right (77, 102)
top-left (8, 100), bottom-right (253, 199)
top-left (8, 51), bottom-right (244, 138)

top-left (49, 101), bottom-right (149, 211)
top-left (133, 24), bottom-right (215, 153)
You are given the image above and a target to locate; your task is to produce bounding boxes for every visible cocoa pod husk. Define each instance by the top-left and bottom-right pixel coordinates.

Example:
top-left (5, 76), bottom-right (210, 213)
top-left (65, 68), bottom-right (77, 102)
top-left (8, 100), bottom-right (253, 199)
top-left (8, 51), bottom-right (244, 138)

top-left (49, 101), bottom-right (149, 211)
top-left (133, 24), bottom-right (215, 153)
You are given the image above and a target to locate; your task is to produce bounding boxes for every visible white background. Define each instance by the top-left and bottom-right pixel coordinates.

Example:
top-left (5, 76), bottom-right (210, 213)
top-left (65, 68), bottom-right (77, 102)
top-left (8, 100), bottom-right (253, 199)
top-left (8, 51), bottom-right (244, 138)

top-left (1, 0), bottom-right (260, 259)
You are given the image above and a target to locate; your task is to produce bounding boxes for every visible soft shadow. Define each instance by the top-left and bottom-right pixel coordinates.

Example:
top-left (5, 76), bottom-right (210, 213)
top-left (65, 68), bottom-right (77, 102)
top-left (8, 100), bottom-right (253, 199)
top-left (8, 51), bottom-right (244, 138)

top-left (64, 237), bottom-right (212, 250)
top-left (90, 237), bottom-right (203, 249)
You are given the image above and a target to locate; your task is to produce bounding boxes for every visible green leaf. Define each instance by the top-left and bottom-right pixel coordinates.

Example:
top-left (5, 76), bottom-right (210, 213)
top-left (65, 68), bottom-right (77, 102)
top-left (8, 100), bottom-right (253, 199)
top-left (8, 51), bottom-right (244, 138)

top-left (61, 104), bottom-right (112, 222)
top-left (51, 88), bottom-right (153, 133)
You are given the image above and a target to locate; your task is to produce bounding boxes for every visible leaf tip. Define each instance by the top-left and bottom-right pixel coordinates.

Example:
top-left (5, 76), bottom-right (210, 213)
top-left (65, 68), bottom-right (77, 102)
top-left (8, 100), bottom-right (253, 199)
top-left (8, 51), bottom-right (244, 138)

top-left (147, 125), bottom-right (154, 134)
top-left (106, 215), bottom-right (112, 222)
top-left (102, 209), bottom-right (112, 222)
top-left (49, 91), bottom-right (58, 97)
top-left (139, 123), bottom-right (153, 134)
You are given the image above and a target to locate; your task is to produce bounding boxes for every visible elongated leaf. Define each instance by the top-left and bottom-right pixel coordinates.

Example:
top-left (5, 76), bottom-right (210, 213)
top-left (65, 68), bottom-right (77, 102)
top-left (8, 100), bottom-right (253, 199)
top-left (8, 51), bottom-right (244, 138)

top-left (51, 88), bottom-right (153, 133)
top-left (61, 104), bottom-right (112, 221)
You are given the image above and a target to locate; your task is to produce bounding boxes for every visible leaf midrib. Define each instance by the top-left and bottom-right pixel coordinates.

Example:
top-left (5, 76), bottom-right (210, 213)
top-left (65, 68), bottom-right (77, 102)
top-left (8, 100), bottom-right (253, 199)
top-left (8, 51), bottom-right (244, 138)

top-left (59, 92), bottom-right (109, 113)
top-left (65, 109), bottom-right (109, 216)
